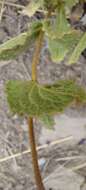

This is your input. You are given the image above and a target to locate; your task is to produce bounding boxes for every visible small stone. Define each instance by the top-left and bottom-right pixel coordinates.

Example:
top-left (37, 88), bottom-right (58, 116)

top-left (38, 158), bottom-right (46, 170)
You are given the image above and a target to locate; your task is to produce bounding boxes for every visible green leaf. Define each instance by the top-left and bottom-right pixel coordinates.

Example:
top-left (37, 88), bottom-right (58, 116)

top-left (39, 114), bottom-right (55, 129)
top-left (44, 0), bottom-right (79, 12)
top-left (68, 32), bottom-right (86, 64)
top-left (43, 0), bottom-right (58, 10)
top-left (22, 0), bottom-right (43, 17)
top-left (43, 4), bottom-right (72, 39)
top-left (64, 0), bottom-right (79, 8)
top-left (48, 37), bottom-right (68, 62)
top-left (6, 80), bottom-right (86, 117)
top-left (43, 20), bottom-right (52, 37)
top-left (0, 32), bottom-right (28, 60)
top-left (0, 21), bottom-right (43, 60)
top-left (55, 6), bottom-right (71, 38)
top-left (30, 20), bottom-right (43, 36)
top-left (48, 31), bottom-right (81, 62)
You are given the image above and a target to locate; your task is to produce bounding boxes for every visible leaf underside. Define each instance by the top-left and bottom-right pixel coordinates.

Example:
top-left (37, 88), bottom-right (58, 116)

top-left (6, 80), bottom-right (86, 117)
top-left (42, 2), bottom-right (84, 63)
top-left (0, 21), bottom-right (42, 60)
top-left (48, 31), bottom-right (81, 62)
top-left (0, 32), bottom-right (28, 60)
top-left (69, 32), bottom-right (86, 64)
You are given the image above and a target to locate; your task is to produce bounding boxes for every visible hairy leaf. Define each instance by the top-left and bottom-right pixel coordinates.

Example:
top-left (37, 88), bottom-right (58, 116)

top-left (55, 6), bottom-right (71, 38)
top-left (0, 33), bottom-right (29, 60)
top-left (6, 80), bottom-right (86, 117)
top-left (68, 32), bottom-right (86, 64)
top-left (48, 38), bottom-right (68, 62)
top-left (0, 21), bottom-right (43, 60)
top-left (48, 31), bottom-right (81, 62)
top-left (43, 8), bottom-right (71, 39)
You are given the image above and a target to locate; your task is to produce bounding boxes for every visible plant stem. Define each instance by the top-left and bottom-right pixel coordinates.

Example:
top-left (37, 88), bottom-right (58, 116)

top-left (27, 10), bottom-right (52, 189)
top-left (32, 9), bottom-right (51, 81)
top-left (27, 28), bottom-right (45, 189)
top-left (27, 118), bottom-right (45, 190)
top-left (32, 30), bottom-right (44, 81)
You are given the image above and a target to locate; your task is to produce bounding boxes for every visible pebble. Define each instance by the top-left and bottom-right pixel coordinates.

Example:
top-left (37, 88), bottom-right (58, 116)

top-left (38, 158), bottom-right (46, 170)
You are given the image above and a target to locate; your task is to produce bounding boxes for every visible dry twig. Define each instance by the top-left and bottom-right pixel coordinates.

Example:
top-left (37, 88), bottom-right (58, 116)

top-left (0, 136), bottom-right (73, 163)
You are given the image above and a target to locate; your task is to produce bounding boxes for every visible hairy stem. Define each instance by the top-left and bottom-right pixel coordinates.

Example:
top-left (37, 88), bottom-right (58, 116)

top-left (27, 118), bottom-right (45, 190)
top-left (27, 10), bottom-right (52, 190)
top-left (32, 30), bottom-right (44, 81)
top-left (27, 28), bottom-right (45, 189)
top-left (31, 9), bottom-right (51, 81)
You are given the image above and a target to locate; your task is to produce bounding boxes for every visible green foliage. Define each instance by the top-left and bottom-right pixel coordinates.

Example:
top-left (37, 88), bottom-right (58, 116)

top-left (55, 6), bottom-right (71, 38)
top-left (6, 80), bottom-right (86, 117)
top-left (43, 0), bottom-right (59, 10)
top-left (48, 31), bottom-right (81, 62)
top-left (43, 5), bottom-right (71, 39)
top-left (42, 0), bottom-right (78, 11)
top-left (0, 32), bottom-right (28, 60)
top-left (69, 32), bottom-right (86, 64)
top-left (39, 114), bottom-right (55, 129)
top-left (64, 0), bottom-right (79, 8)
top-left (0, 1), bottom-right (86, 130)
top-left (22, 0), bottom-right (79, 17)
top-left (0, 21), bottom-right (43, 60)
top-left (42, 1), bottom-right (86, 63)
top-left (0, 0), bottom-right (85, 63)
